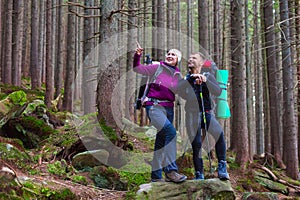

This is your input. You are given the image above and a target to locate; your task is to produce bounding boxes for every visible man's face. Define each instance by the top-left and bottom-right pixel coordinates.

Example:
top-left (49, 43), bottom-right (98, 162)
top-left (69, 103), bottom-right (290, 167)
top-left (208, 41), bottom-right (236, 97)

top-left (188, 54), bottom-right (204, 69)
top-left (165, 51), bottom-right (178, 66)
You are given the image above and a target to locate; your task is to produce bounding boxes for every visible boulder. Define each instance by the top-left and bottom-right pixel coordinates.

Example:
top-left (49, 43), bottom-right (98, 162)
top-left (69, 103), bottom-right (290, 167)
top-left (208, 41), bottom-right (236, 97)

top-left (137, 179), bottom-right (235, 200)
top-left (242, 192), bottom-right (279, 200)
top-left (72, 150), bottom-right (109, 169)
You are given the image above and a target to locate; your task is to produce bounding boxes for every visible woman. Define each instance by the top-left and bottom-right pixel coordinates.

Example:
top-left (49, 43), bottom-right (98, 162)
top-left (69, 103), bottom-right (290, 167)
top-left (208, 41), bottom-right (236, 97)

top-left (133, 44), bottom-right (187, 183)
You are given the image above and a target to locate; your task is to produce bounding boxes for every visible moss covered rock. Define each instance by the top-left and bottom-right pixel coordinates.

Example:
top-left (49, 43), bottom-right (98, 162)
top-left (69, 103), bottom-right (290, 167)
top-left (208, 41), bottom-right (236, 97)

top-left (137, 178), bottom-right (235, 200)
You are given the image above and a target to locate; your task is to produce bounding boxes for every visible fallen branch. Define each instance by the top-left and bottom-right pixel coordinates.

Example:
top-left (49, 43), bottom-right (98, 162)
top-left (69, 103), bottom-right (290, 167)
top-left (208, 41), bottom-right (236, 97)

top-left (253, 163), bottom-right (300, 192)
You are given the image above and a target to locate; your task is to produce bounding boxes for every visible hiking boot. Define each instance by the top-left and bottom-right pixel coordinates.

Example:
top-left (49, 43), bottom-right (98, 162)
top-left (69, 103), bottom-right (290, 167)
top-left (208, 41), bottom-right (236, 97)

top-left (194, 171), bottom-right (204, 180)
top-left (151, 178), bottom-right (165, 182)
top-left (165, 171), bottom-right (187, 183)
top-left (218, 160), bottom-right (230, 180)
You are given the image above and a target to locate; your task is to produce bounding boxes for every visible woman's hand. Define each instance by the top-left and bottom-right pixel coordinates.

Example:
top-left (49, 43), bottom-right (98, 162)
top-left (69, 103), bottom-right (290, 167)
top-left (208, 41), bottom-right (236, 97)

top-left (136, 41), bottom-right (144, 55)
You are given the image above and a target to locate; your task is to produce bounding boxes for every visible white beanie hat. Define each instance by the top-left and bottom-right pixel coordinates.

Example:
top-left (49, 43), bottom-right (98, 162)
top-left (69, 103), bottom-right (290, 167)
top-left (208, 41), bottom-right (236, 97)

top-left (168, 49), bottom-right (182, 63)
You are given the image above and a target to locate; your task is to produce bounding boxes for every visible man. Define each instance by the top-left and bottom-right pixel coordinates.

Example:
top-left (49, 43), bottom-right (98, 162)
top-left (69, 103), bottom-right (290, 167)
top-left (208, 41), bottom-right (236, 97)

top-left (178, 52), bottom-right (229, 180)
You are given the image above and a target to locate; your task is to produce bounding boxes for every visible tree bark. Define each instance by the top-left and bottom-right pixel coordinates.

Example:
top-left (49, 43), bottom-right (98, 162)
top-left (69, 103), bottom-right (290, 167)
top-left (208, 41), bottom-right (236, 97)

top-left (262, 0), bottom-right (284, 168)
top-left (31, 0), bottom-right (41, 89)
top-left (12, 0), bottom-right (24, 86)
top-left (230, 0), bottom-right (249, 169)
top-left (54, 0), bottom-right (66, 101)
top-left (82, 0), bottom-right (96, 114)
top-left (45, 0), bottom-right (54, 108)
top-left (253, 0), bottom-right (264, 155)
top-left (3, 0), bottom-right (13, 84)
top-left (62, 0), bottom-right (76, 112)
top-left (279, 0), bottom-right (299, 180)
top-left (198, 0), bottom-right (208, 51)
top-left (96, 0), bottom-right (119, 128)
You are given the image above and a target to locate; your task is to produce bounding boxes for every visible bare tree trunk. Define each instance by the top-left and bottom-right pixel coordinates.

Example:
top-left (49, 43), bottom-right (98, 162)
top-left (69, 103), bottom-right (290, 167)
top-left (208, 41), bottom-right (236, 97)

top-left (245, 0), bottom-right (255, 160)
top-left (296, 0), bottom-right (300, 163)
top-left (262, 0), bottom-right (284, 168)
top-left (62, 0), bottom-right (76, 112)
top-left (31, 0), bottom-right (41, 89)
top-left (21, 0), bottom-right (30, 78)
top-left (96, 0), bottom-right (119, 128)
top-left (279, 0), bottom-right (299, 180)
top-left (230, 0), bottom-right (249, 169)
top-left (45, 0), bottom-right (54, 108)
top-left (38, 0), bottom-right (45, 83)
top-left (125, 0), bottom-right (137, 120)
top-left (157, 0), bottom-right (165, 60)
top-left (152, 0), bottom-right (158, 60)
top-left (12, 0), bottom-right (24, 86)
top-left (253, 0), bottom-right (264, 155)
top-left (198, 0), bottom-right (208, 51)
top-left (3, 0), bottom-right (13, 84)
top-left (54, 0), bottom-right (66, 100)
top-left (82, 0), bottom-right (96, 114)
top-left (213, 0), bottom-right (221, 64)
top-left (0, 1), bottom-right (3, 78)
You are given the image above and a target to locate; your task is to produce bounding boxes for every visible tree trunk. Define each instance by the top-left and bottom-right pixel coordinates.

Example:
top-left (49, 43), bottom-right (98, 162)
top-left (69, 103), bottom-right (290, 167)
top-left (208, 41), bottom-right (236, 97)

top-left (12, 0), bottom-right (24, 86)
top-left (279, 0), bottom-right (299, 180)
top-left (3, 0), bottom-right (13, 84)
top-left (152, 0), bottom-right (157, 60)
top-left (62, 0), bottom-right (76, 112)
top-left (230, 0), bottom-right (249, 169)
top-left (198, 0), bottom-right (208, 51)
top-left (96, 0), bottom-right (119, 128)
top-left (296, 0), bottom-right (300, 163)
top-left (38, 0), bottom-right (45, 83)
top-left (21, 0), bottom-right (30, 78)
top-left (54, 0), bottom-right (66, 100)
top-left (213, 0), bottom-right (221, 65)
top-left (156, 0), bottom-right (165, 60)
top-left (262, 0), bottom-right (284, 168)
top-left (0, 1), bottom-right (3, 75)
top-left (245, 0), bottom-right (255, 160)
top-left (253, 0), bottom-right (264, 155)
top-left (31, 0), bottom-right (41, 89)
top-left (45, 0), bottom-right (54, 108)
top-left (82, 0), bottom-right (96, 114)
top-left (125, 0), bottom-right (137, 120)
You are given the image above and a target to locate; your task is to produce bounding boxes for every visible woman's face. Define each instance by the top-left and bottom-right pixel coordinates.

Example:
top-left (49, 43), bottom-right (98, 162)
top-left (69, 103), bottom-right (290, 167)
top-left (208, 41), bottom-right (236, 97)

top-left (165, 51), bottom-right (178, 66)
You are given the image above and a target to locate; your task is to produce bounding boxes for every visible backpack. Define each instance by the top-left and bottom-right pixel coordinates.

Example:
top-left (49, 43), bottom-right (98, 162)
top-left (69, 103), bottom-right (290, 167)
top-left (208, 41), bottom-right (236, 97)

top-left (135, 55), bottom-right (163, 110)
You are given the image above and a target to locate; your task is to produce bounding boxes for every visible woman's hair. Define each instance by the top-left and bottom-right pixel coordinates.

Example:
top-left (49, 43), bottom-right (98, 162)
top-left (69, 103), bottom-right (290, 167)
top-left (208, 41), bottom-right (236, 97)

top-left (167, 49), bottom-right (182, 63)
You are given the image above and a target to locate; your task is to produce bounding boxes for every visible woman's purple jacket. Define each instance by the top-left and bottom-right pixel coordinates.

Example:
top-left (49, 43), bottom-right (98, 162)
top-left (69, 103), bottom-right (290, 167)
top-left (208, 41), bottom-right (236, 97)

top-left (133, 53), bottom-right (181, 107)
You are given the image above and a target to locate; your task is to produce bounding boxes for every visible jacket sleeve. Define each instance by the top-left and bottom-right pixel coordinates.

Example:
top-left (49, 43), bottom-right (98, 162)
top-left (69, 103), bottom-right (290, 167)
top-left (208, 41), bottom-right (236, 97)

top-left (133, 53), bottom-right (159, 75)
top-left (176, 77), bottom-right (198, 101)
top-left (205, 73), bottom-right (222, 96)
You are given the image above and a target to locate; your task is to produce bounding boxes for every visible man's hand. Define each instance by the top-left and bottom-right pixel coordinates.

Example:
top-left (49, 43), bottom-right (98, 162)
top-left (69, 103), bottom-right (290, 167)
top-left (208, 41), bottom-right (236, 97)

top-left (136, 41), bottom-right (144, 55)
top-left (191, 74), bottom-right (207, 85)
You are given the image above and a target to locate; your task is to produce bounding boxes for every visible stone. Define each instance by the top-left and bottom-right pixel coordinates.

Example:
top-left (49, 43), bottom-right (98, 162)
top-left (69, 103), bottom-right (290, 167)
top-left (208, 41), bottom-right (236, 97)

top-left (137, 178), bottom-right (235, 200)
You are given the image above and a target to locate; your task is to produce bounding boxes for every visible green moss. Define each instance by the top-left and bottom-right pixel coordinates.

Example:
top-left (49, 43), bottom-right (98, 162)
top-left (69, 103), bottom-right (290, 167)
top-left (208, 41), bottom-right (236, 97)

top-left (47, 160), bottom-right (69, 177)
top-left (99, 118), bottom-right (118, 143)
top-left (70, 175), bottom-right (88, 185)
top-left (40, 187), bottom-right (76, 200)
top-left (8, 91), bottom-right (27, 106)
top-left (21, 116), bottom-right (58, 137)
top-left (0, 143), bottom-right (31, 170)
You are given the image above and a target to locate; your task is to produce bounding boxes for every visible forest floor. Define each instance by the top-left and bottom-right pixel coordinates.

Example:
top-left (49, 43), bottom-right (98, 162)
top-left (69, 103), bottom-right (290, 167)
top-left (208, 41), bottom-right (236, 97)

top-left (6, 137), bottom-right (293, 200)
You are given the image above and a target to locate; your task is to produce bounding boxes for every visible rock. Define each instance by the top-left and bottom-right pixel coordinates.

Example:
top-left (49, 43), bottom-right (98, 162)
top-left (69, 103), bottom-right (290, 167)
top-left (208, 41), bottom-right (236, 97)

top-left (137, 179), bottom-right (235, 200)
top-left (0, 166), bottom-right (16, 186)
top-left (0, 91), bottom-right (27, 128)
top-left (72, 150), bottom-right (110, 169)
top-left (242, 192), bottom-right (279, 200)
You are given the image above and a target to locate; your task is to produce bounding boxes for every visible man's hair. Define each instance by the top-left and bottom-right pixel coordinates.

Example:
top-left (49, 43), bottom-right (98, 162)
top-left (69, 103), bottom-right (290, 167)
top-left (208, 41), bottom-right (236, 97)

top-left (192, 52), bottom-right (206, 60)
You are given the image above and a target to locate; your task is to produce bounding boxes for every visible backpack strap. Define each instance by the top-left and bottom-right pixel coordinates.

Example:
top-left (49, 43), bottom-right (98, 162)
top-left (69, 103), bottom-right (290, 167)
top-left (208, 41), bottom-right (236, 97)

top-left (141, 64), bottom-right (163, 101)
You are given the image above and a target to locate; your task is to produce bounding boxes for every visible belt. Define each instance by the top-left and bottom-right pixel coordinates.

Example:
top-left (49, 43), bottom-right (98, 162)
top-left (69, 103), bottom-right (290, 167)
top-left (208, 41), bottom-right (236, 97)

top-left (147, 98), bottom-right (172, 105)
